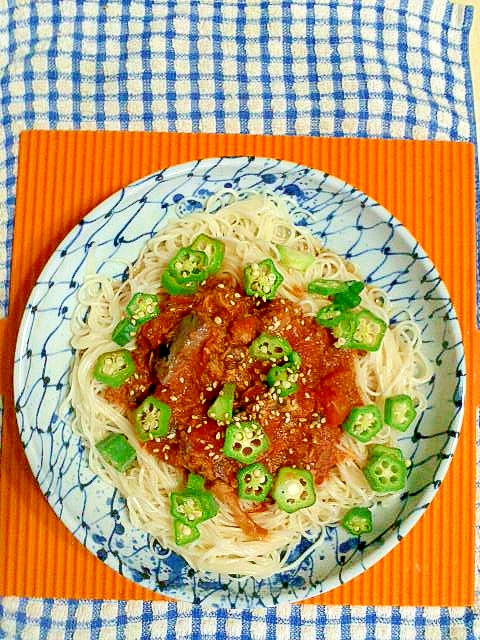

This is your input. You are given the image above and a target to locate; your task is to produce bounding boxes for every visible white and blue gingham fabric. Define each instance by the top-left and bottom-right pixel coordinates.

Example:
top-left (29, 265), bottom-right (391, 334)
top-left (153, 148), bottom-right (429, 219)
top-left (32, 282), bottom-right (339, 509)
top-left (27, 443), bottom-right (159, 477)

top-left (0, 601), bottom-right (479, 639)
top-left (0, 0), bottom-right (478, 638)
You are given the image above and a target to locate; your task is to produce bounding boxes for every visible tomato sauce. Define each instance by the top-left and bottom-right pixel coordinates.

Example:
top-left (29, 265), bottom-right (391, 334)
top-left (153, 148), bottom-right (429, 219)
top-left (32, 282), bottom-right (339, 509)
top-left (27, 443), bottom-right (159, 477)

top-left (106, 275), bottom-right (363, 489)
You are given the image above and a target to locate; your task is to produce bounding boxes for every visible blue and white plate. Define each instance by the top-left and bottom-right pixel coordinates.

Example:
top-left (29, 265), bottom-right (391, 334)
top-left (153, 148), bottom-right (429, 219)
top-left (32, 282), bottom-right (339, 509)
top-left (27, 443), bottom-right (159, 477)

top-left (14, 157), bottom-right (464, 608)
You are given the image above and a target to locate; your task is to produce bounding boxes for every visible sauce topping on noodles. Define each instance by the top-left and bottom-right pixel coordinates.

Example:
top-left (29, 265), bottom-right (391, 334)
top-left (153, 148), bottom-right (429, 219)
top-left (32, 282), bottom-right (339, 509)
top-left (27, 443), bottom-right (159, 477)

top-left (105, 275), bottom-right (362, 535)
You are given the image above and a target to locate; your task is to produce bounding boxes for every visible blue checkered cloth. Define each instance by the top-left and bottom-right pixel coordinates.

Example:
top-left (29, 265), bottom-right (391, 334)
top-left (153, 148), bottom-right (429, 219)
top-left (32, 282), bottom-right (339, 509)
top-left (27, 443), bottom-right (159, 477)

top-left (0, 600), bottom-right (479, 639)
top-left (0, 0), bottom-right (478, 638)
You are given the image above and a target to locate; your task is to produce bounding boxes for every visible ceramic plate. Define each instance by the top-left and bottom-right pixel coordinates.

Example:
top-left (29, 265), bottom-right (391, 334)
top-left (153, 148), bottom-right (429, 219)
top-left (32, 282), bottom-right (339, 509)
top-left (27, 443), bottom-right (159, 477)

top-left (14, 157), bottom-right (465, 608)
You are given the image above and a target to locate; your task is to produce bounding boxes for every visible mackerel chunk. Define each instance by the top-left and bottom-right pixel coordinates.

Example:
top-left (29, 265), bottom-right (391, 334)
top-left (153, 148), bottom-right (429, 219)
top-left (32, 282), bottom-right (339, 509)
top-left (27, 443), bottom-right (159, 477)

top-left (158, 314), bottom-right (208, 384)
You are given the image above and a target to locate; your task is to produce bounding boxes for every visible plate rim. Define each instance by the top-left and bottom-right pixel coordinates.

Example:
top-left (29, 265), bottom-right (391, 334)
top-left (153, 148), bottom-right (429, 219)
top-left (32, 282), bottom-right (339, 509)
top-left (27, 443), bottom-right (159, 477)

top-left (13, 155), bottom-right (466, 607)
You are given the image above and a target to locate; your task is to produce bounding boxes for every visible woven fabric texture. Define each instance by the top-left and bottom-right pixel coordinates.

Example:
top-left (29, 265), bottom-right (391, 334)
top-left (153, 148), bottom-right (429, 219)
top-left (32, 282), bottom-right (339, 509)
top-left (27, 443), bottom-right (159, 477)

top-left (0, 0), bottom-right (477, 638)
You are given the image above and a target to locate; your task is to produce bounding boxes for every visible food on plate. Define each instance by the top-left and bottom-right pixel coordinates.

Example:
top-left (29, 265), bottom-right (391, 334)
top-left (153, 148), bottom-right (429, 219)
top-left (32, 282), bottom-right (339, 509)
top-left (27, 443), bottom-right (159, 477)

top-left (70, 189), bottom-right (431, 577)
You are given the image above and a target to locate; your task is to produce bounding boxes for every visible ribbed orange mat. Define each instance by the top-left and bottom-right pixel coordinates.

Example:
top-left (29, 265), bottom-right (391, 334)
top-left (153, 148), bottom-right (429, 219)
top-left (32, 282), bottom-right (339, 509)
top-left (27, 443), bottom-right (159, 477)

top-left (0, 130), bottom-right (477, 605)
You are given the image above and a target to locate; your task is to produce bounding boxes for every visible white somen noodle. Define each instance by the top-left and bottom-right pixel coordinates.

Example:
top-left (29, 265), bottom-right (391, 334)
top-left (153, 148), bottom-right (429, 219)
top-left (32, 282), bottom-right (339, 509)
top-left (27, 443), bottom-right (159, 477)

top-left (69, 190), bottom-right (431, 578)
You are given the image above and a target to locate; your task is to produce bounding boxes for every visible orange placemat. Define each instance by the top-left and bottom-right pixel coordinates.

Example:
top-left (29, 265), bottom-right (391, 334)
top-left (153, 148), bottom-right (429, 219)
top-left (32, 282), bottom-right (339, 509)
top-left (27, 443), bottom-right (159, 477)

top-left (0, 130), bottom-right (477, 606)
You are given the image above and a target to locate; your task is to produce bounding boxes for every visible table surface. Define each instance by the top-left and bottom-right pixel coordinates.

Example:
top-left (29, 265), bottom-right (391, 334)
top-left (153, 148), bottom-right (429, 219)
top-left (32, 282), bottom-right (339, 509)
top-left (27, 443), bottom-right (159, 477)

top-left (455, 0), bottom-right (480, 142)
top-left (0, 2), bottom-right (479, 638)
